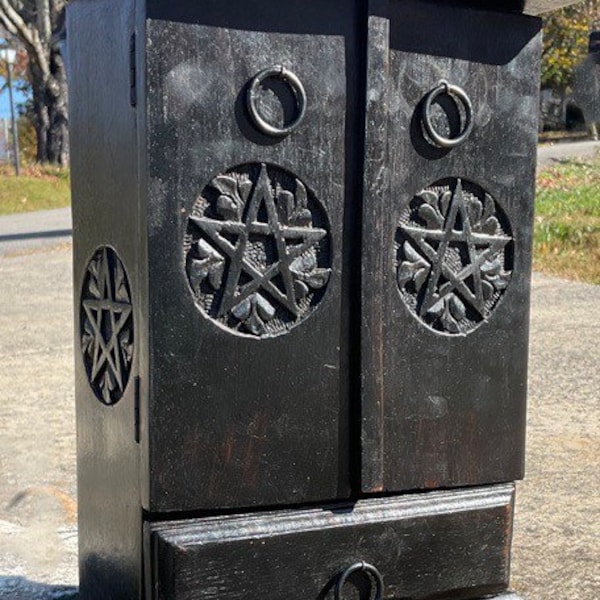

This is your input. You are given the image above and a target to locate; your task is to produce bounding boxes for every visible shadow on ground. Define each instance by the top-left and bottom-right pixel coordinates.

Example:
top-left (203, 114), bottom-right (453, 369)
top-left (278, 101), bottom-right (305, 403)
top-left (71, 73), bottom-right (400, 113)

top-left (0, 229), bottom-right (72, 243)
top-left (0, 577), bottom-right (77, 599)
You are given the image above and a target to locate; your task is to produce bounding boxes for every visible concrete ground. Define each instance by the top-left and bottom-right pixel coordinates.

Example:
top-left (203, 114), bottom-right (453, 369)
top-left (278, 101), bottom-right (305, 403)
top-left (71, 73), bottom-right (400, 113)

top-left (0, 242), bottom-right (597, 599)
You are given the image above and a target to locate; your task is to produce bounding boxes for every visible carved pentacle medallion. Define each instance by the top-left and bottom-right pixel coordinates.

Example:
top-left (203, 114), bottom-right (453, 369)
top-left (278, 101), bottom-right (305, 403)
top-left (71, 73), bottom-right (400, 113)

top-left (80, 247), bottom-right (134, 405)
top-left (396, 178), bottom-right (513, 335)
top-left (185, 163), bottom-right (332, 337)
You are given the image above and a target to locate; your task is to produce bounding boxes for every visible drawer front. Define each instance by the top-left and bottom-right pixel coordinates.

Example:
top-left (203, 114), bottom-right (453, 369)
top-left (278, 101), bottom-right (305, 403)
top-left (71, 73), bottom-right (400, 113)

top-left (361, 0), bottom-right (542, 492)
top-left (143, 0), bottom-right (361, 511)
top-left (147, 485), bottom-right (514, 600)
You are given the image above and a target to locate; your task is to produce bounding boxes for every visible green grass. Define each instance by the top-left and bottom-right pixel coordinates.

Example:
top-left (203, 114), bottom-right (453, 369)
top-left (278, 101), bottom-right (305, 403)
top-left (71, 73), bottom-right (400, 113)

top-left (0, 164), bottom-right (71, 215)
top-left (535, 155), bottom-right (600, 284)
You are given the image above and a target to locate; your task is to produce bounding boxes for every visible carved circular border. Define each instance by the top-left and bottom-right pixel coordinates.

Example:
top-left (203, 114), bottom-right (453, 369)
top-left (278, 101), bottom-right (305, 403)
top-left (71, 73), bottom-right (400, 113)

top-left (395, 178), bottom-right (514, 335)
top-left (80, 246), bottom-right (134, 405)
top-left (184, 162), bottom-right (332, 338)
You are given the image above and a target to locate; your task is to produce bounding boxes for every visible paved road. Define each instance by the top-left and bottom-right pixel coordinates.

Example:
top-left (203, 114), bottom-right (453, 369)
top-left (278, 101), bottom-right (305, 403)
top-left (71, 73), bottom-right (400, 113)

top-left (537, 139), bottom-right (600, 168)
top-left (0, 208), bottom-right (71, 256)
top-left (0, 245), bottom-right (598, 599)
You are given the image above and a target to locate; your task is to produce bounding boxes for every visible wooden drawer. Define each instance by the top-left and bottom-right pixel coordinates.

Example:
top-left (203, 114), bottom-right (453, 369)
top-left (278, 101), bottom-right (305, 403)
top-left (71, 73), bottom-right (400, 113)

top-left (146, 485), bottom-right (515, 600)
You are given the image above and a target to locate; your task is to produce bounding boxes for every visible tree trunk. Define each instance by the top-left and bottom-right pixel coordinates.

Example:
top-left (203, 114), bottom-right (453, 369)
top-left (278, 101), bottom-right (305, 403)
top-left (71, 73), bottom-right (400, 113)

top-left (28, 47), bottom-right (69, 165)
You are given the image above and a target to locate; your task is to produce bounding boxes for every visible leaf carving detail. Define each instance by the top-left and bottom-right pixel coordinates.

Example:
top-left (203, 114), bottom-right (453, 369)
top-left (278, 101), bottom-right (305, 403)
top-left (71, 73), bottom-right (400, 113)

top-left (290, 255), bottom-right (331, 290)
top-left (190, 240), bottom-right (225, 290)
top-left (481, 258), bottom-right (511, 292)
top-left (212, 175), bottom-right (244, 221)
top-left (276, 180), bottom-right (312, 226)
top-left (418, 204), bottom-right (444, 229)
top-left (398, 242), bottom-right (430, 292)
top-left (427, 294), bottom-right (464, 334)
top-left (232, 294), bottom-right (276, 336)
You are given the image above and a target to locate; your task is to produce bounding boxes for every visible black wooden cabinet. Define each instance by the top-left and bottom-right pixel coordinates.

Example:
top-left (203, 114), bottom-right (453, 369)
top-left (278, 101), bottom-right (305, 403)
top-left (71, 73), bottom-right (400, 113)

top-left (68, 1), bottom-right (565, 599)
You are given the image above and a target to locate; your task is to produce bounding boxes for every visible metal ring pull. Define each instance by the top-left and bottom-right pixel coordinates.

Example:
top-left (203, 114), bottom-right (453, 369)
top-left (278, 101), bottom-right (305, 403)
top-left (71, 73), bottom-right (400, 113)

top-left (335, 562), bottom-right (384, 600)
top-left (247, 65), bottom-right (307, 137)
top-left (422, 79), bottom-right (474, 148)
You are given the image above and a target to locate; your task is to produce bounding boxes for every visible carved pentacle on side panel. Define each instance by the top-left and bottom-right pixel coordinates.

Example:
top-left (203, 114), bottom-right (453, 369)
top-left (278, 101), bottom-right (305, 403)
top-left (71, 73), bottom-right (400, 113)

top-left (80, 247), bottom-right (134, 405)
top-left (185, 163), bottom-right (332, 338)
top-left (395, 179), bottom-right (514, 335)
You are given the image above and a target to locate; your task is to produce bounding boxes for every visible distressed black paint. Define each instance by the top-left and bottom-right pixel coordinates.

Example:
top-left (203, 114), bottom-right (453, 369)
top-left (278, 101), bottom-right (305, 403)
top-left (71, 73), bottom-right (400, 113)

top-left (68, 0), bottom-right (555, 599)
top-left (148, 486), bottom-right (515, 600)
top-left (361, 0), bottom-right (542, 493)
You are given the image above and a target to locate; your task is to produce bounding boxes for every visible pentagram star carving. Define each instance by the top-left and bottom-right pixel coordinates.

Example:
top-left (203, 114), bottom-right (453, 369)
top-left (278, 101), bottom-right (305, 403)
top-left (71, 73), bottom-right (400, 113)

top-left (81, 247), bottom-right (134, 404)
top-left (397, 178), bottom-right (513, 334)
top-left (186, 163), bottom-right (332, 337)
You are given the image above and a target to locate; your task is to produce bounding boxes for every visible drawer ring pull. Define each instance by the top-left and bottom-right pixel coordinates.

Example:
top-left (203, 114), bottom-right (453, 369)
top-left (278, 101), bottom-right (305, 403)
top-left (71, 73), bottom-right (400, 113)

top-left (335, 561), bottom-right (384, 600)
top-left (422, 79), bottom-right (474, 148)
top-left (247, 65), bottom-right (307, 138)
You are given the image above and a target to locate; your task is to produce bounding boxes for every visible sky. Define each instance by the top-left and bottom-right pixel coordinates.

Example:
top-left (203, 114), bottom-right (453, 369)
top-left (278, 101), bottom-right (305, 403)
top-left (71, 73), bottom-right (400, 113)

top-left (0, 76), bottom-right (29, 119)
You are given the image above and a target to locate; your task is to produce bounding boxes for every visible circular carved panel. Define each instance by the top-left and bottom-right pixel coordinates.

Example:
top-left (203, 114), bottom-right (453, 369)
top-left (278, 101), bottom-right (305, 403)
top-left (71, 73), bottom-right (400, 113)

top-left (80, 247), bottom-right (134, 405)
top-left (396, 178), bottom-right (513, 335)
top-left (185, 163), bottom-right (332, 338)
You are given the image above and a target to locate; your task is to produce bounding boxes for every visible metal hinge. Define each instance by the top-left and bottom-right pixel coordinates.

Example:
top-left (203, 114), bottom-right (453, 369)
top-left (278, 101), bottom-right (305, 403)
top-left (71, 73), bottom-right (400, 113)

top-left (134, 376), bottom-right (141, 443)
top-left (129, 32), bottom-right (137, 107)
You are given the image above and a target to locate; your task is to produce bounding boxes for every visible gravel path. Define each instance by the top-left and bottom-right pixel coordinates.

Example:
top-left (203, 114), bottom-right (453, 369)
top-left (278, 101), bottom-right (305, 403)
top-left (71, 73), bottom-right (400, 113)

top-left (0, 245), bottom-right (597, 599)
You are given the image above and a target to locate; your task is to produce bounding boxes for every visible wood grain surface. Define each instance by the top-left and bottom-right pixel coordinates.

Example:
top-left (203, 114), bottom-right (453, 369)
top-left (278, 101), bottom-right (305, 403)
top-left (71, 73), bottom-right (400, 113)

top-left (148, 485), bottom-right (515, 600)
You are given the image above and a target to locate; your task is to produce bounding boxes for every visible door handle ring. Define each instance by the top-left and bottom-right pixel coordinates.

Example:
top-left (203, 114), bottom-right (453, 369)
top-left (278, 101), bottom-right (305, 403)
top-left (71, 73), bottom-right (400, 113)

top-left (422, 79), bottom-right (474, 148)
top-left (335, 561), bottom-right (384, 600)
top-left (247, 65), bottom-right (307, 138)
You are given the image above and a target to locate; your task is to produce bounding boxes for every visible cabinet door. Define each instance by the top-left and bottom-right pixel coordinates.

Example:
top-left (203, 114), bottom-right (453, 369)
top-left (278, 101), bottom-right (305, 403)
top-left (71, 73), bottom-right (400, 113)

top-left (361, 0), bottom-right (542, 493)
top-left (142, 0), bottom-right (361, 512)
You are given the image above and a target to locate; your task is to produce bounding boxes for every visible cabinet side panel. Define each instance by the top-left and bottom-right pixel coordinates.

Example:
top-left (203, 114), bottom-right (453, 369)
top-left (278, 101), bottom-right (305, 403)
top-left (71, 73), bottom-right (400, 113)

top-left (68, 1), bottom-right (143, 597)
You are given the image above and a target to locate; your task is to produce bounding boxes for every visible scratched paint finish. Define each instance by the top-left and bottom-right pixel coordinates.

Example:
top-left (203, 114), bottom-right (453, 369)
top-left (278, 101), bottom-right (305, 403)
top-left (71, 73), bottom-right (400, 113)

top-left (142, 4), bottom-right (359, 512)
top-left (361, 0), bottom-right (541, 493)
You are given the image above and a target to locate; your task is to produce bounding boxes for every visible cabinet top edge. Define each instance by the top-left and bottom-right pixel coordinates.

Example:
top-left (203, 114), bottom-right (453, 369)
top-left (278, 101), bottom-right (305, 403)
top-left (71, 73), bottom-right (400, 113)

top-left (453, 0), bottom-right (585, 15)
top-left (66, 0), bottom-right (579, 17)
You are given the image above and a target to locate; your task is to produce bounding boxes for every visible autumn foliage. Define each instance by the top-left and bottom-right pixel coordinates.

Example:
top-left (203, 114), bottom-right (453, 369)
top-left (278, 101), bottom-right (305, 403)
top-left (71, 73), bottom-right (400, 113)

top-left (542, 0), bottom-right (600, 90)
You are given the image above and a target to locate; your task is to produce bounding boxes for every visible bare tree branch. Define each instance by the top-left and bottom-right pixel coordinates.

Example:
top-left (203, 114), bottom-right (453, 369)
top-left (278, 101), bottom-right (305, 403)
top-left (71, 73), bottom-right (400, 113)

top-left (0, 0), bottom-right (50, 74)
top-left (0, 11), bottom-right (19, 36)
top-left (0, 0), bottom-right (36, 48)
top-left (36, 0), bottom-right (51, 43)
